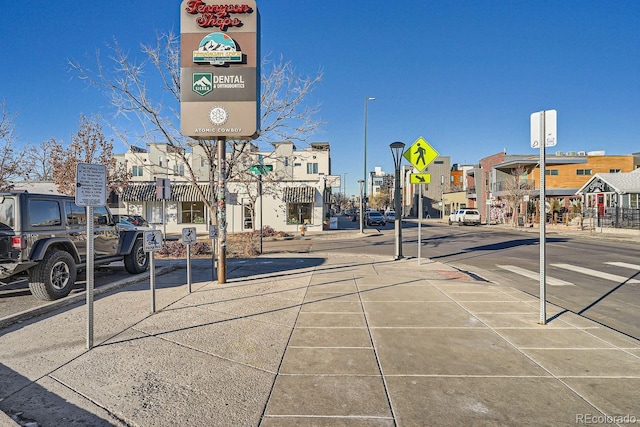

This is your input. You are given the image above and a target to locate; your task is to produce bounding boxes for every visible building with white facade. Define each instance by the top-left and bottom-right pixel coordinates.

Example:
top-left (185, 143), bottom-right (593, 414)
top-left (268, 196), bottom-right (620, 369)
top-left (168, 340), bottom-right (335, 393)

top-left (113, 141), bottom-right (338, 235)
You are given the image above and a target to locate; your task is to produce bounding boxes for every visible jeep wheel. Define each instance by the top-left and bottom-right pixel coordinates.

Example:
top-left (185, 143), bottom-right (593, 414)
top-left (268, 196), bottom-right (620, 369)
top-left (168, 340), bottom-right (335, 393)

top-left (29, 250), bottom-right (77, 301)
top-left (124, 238), bottom-right (149, 274)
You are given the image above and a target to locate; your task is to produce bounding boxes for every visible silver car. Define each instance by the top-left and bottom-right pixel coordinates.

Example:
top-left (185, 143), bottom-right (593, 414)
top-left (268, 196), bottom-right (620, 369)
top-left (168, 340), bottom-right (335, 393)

top-left (384, 211), bottom-right (396, 223)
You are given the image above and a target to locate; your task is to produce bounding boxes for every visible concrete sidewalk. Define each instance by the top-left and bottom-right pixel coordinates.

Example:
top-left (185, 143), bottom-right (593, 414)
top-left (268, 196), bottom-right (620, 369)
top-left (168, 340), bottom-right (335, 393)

top-left (1, 252), bottom-right (639, 426)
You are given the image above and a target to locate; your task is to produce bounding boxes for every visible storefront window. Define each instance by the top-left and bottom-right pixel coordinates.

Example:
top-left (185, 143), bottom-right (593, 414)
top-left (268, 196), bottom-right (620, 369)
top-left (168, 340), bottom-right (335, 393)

top-left (243, 204), bottom-right (253, 229)
top-left (287, 203), bottom-right (312, 224)
top-left (181, 202), bottom-right (205, 223)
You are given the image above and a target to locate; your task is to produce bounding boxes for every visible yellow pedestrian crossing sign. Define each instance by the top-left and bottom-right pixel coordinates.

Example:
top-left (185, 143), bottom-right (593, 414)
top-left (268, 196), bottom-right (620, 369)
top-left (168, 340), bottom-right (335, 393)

top-left (410, 173), bottom-right (431, 184)
top-left (403, 136), bottom-right (439, 172)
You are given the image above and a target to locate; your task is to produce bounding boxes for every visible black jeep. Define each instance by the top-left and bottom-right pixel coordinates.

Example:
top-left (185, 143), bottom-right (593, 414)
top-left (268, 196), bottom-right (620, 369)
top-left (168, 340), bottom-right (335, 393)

top-left (0, 192), bottom-right (150, 300)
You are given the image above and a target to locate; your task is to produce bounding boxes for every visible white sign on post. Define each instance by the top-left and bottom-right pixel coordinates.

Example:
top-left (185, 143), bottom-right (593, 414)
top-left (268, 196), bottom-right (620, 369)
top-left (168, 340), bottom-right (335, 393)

top-left (76, 163), bottom-right (107, 206)
top-left (144, 230), bottom-right (164, 252)
top-left (75, 163), bottom-right (107, 350)
top-left (182, 227), bottom-right (197, 245)
top-left (530, 110), bottom-right (557, 148)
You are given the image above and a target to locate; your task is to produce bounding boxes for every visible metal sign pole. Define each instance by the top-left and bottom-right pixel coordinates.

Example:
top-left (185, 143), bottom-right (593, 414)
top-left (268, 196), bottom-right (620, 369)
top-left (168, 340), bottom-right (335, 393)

top-left (76, 163), bottom-right (106, 351)
top-left (418, 184), bottom-right (422, 265)
top-left (150, 251), bottom-right (156, 313)
top-left (86, 206), bottom-right (94, 349)
top-left (187, 243), bottom-right (192, 293)
top-left (539, 111), bottom-right (547, 325)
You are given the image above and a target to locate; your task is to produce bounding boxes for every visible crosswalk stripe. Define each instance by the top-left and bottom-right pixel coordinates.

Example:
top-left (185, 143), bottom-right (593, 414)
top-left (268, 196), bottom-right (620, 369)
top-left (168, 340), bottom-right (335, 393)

top-left (605, 262), bottom-right (640, 271)
top-left (552, 263), bottom-right (640, 284)
top-left (496, 265), bottom-right (575, 286)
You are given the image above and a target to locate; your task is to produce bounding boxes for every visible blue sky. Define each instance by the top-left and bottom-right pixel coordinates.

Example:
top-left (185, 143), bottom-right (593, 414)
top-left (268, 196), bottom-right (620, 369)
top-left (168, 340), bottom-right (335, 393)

top-left (1, 1), bottom-right (639, 197)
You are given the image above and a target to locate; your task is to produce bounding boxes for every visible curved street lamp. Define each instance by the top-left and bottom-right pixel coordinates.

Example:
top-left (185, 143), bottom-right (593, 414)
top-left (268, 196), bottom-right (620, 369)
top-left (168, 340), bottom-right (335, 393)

top-left (390, 141), bottom-right (406, 260)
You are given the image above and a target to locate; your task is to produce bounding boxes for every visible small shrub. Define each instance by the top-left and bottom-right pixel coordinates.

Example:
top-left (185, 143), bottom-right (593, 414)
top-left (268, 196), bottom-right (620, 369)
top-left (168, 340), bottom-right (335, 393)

top-left (191, 241), bottom-right (210, 256)
top-left (255, 226), bottom-right (290, 238)
top-left (157, 240), bottom-right (211, 258)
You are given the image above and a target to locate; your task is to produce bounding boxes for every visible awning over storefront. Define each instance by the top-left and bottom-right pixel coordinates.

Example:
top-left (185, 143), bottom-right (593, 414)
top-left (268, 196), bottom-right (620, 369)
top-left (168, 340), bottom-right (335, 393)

top-left (282, 186), bottom-right (316, 203)
top-left (121, 183), bottom-right (214, 202)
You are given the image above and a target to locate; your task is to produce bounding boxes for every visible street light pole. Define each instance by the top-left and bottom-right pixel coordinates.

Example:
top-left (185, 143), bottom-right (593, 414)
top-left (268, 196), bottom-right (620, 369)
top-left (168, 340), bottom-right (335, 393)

top-left (358, 179), bottom-right (364, 234)
top-left (440, 174), bottom-right (444, 220)
top-left (343, 172), bottom-right (348, 210)
top-left (364, 97), bottom-right (375, 209)
top-left (390, 141), bottom-right (406, 260)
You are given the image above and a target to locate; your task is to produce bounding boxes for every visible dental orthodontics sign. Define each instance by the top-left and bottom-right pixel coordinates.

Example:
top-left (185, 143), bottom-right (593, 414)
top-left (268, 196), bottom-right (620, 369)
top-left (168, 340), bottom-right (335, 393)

top-left (180, 1), bottom-right (260, 140)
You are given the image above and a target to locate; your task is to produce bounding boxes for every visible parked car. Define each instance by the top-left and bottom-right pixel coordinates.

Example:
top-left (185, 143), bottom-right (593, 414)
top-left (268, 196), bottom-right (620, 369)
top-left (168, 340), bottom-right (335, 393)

top-left (448, 209), bottom-right (481, 226)
top-left (129, 215), bottom-right (149, 227)
top-left (0, 193), bottom-right (150, 300)
top-left (384, 211), bottom-right (396, 223)
top-left (113, 214), bottom-right (152, 231)
top-left (366, 211), bottom-right (386, 226)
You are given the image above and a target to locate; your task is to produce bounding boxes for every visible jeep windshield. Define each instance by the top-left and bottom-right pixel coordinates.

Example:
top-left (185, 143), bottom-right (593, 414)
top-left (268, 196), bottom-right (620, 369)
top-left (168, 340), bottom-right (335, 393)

top-left (0, 197), bottom-right (15, 229)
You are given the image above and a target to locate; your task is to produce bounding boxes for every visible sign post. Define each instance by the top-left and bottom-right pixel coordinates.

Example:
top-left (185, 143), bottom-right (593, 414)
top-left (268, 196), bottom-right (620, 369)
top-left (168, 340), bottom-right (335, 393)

top-left (156, 178), bottom-right (171, 239)
top-left (144, 230), bottom-right (164, 312)
top-left (181, 0), bottom-right (260, 285)
top-left (76, 163), bottom-right (106, 350)
top-left (531, 109), bottom-right (557, 325)
top-left (249, 164), bottom-right (272, 253)
top-left (403, 137), bottom-right (439, 265)
top-left (182, 227), bottom-right (197, 293)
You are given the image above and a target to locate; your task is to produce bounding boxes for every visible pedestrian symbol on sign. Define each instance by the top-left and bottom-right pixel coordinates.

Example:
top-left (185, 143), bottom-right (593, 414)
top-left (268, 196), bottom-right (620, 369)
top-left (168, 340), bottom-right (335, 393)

top-left (403, 137), bottom-right (439, 172)
top-left (413, 143), bottom-right (427, 168)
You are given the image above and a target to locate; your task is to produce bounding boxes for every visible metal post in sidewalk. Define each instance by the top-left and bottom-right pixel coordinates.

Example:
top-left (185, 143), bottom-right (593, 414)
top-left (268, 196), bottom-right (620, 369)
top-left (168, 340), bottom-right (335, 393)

top-left (217, 138), bottom-right (227, 284)
top-left (86, 205), bottom-right (94, 349)
top-left (390, 141), bottom-right (405, 260)
top-left (538, 111), bottom-right (547, 325)
top-left (418, 185), bottom-right (422, 265)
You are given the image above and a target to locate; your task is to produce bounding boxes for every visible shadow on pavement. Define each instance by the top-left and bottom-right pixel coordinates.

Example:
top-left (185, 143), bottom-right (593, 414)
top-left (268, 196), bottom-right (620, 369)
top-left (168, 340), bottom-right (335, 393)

top-left (0, 363), bottom-right (117, 426)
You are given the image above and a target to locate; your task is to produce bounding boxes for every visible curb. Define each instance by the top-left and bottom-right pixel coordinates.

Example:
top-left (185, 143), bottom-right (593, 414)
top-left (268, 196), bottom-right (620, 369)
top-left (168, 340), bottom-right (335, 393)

top-left (0, 265), bottom-right (177, 330)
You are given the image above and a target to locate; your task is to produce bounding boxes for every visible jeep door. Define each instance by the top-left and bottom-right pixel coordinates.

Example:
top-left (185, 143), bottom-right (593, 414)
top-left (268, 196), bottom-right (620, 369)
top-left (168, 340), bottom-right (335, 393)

top-left (65, 202), bottom-right (88, 262)
top-left (91, 206), bottom-right (119, 257)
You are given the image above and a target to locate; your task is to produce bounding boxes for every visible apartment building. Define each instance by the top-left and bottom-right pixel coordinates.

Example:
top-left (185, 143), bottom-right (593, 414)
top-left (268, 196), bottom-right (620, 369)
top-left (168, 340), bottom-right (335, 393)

top-left (467, 150), bottom-right (640, 223)
top-left (114, 141), bottom-right (337, 235)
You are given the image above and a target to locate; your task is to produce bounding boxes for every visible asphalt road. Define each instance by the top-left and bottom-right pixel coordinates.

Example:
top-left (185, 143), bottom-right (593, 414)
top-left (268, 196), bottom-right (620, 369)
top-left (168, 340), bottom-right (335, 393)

top-left (2, 215), bottom-right (638, 341)
top-left (310, 216), bottom-right (640, 340)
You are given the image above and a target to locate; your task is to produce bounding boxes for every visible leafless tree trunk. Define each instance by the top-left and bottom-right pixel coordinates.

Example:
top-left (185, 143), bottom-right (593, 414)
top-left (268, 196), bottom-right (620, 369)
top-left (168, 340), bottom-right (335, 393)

top-left (502, 166), bottom-right (535, 226)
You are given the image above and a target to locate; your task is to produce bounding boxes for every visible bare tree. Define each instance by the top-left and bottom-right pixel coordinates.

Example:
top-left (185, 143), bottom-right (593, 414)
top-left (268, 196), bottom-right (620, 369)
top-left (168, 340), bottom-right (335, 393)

top-left (69, 31), bottom-right (324, 222)
top-left (502, 166), bottom-right (535, 226)
top-left (23, 140), bottom-right (55, 181)
top-left (0, 101), bottom-right (24, 191)
top-left (50, 114), bottom-right (130, 196)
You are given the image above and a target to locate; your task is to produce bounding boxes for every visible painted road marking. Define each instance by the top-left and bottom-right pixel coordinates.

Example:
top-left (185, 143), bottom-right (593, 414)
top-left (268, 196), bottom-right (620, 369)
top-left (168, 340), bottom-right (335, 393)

top-left (605, 262), bottom-right (640, 271)
top-left (497, 265), bottom-right (575, 286)
top-left (552, 264), bottom-right (640, 284)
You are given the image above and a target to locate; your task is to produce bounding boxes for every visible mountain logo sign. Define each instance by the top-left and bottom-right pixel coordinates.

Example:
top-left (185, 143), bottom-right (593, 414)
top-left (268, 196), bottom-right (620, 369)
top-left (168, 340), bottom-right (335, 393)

top-left (193, 73), bottom-right (213, 96)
